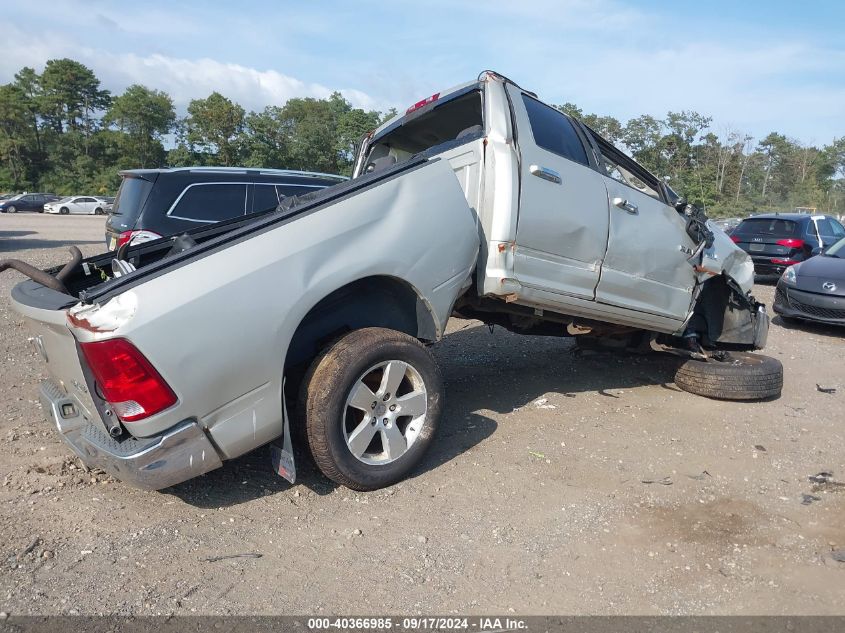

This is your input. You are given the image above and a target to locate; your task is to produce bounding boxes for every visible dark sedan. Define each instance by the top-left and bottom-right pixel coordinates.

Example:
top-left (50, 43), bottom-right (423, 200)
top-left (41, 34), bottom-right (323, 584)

top-left (774, 237), bottom-right (845, 326)
top-left (731, 213), bottom-right (845, 277)
top-left (0, 193), bottom-right (60, 213)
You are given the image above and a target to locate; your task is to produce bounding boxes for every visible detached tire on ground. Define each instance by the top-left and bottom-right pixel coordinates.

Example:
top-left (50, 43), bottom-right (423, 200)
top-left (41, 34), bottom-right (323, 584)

top-left (674, 352), bottom-right (783, 401)
top-left (300, 327), bottom-right (443, 491)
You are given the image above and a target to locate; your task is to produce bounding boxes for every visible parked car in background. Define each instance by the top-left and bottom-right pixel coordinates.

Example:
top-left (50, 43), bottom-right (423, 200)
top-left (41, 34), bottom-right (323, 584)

top-left (712, 217), bottom-right (742, 235)
top-left (99, 196), bottom-right (116, 214)
top-left (0, 193), bottom-right (60, 213)
top-left (730, 213), bottom-right (845, 277)
top-left (44, 196), bottom-right (108, 215)
top-left (774, 236), bottom-right (845, 326)
top-left (104, 167), bottom-right (346, 249)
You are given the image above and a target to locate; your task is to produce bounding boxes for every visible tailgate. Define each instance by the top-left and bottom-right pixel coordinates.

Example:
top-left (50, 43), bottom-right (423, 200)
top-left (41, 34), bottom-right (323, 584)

top-left (12, 290), bottom-right (100, 424)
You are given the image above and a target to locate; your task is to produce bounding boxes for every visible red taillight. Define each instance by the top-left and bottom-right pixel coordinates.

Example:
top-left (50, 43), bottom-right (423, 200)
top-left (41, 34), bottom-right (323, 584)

top-left (80, 338), bottom-right (177, 422)
top-left (730, 235), bottom-right (741, 243)
top-left (771, 258), bottom-right (800, 266)
top-left (776, 238), bottom-right (804, 249)
top-left (116, 230), bottom-right (162, 249)
top-left (406, 92), bottom-right (440, 114)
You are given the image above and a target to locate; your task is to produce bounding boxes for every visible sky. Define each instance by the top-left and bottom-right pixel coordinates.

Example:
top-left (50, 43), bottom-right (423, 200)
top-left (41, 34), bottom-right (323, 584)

top-left (2, 0), bottom-right (844, 145)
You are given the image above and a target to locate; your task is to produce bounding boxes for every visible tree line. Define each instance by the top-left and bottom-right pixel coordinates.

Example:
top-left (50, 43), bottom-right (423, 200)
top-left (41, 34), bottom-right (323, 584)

top-left (1, 58), bottom-right (843, 217)
top-left (0, 58), bottom-right (388, 196)
top-left (555, 103), bottom-right (845, 217)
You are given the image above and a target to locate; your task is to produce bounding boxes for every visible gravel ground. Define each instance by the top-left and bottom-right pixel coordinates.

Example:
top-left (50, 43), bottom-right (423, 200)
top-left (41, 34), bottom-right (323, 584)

top-left (1, 214), bottom-right (844, 616)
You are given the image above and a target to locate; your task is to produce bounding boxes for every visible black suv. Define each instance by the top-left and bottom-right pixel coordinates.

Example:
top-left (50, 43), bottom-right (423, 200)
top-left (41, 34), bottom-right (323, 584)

top-left (730, 213), bottom-right (845, 277)
top-left (104, 167), bottom-right (346, 249)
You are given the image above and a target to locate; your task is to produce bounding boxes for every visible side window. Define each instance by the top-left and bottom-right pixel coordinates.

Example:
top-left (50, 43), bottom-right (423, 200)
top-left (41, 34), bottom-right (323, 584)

top-left (831, 219), bottom-right (845, 239)
top-left (169, 183), bottom-right (248, 222)
top-left (277, 184), bottom-right (323, 199)
top-left (22, 195), bottom-right (35, 202)
top-left (521, 95), bottom-right (589, 166)
top-left (601, 152), bottom-right (661, 200)
top-left (252, 184), bottom-right (280, 213)
top-left (815, 218), bottom-right (836, 240)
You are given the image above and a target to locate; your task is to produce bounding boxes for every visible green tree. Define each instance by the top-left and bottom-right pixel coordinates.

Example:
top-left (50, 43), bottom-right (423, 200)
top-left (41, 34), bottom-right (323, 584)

top-left (104, 84), bottom-right (175, 168)
top-left (240, 106), bottom-right (290, 168)
top-left (39, 58), bottom-right (110, 135)
top-left (0, 84), bottom-right (32, 188)
top-left (622, 114), bottom-right (664, 173)
top-left (185, 92), bottom-right (245, 166)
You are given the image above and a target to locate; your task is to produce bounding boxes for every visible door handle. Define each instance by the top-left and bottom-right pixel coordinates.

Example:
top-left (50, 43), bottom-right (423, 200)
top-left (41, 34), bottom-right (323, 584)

top-left (612, 197), bottom-right (638, 214)
top-left (529, 165), bottom-right (562, 184)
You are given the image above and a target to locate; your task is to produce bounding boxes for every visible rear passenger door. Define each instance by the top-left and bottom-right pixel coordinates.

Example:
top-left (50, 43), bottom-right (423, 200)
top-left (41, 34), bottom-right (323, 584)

top-left (508, 87), bottom-right (610, 300)
top-left (75, 197), bottom-right (96, 214)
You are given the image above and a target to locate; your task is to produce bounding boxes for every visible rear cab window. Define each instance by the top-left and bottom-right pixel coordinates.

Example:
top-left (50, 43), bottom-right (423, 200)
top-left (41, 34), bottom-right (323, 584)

top-left (360, 89), bottom-right (484, 174)
top-left (169, 183), bottom-right (248, 223)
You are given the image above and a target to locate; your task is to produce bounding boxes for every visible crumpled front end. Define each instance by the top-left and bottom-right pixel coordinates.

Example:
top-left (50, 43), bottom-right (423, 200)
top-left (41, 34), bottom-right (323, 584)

top-left (684, 222), bottom-right (769, 350)
top-left (699, 222), bottom-right (756, 293)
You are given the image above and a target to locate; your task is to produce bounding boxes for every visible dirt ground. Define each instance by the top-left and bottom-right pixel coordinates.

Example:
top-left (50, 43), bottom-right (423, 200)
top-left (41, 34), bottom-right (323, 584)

top-left (1, 214), bottom-right (843, 616)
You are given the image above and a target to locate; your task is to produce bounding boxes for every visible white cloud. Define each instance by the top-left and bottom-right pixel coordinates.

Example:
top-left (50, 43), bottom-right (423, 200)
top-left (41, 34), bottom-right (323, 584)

top-left (0, 25), bottom-right (383, 113)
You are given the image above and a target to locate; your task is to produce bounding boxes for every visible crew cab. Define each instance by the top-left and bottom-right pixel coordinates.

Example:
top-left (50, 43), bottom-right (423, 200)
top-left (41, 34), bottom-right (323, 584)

top-left (7, 72), bottom-right (776, 493)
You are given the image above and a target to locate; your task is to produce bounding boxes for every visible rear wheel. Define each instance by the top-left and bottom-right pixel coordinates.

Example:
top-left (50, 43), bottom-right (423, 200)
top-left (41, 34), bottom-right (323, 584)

top-left (300, 327), bottom-right (442, 491)
top-left (675, 351), bottom-right (783, 401)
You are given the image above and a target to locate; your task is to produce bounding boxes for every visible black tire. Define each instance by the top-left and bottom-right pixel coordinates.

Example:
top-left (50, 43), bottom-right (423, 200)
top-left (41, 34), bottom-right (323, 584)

top-left (675, 352), bottom-right (783, 401)
top-left (60, 207), bottom-right (69, 215)
top-left (7, 206), bottom-right (16, 213)
top-left (94, 207), bottom-right (103, 215)
top-left (299, 327), bottom-right (443, 491)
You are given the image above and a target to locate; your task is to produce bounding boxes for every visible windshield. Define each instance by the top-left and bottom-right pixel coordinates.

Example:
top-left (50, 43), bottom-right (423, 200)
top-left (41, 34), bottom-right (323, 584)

top-left (111, 175), bottom-right (153, 219)
top-left (825, 237), bottom-right (845, 258)
top-left (57, 197), bottom-right (73, 203)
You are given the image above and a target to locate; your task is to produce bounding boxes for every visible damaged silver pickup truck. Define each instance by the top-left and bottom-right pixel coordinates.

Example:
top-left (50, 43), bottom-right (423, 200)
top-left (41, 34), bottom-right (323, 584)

top-left (6, 71), bottom-right (779, 492)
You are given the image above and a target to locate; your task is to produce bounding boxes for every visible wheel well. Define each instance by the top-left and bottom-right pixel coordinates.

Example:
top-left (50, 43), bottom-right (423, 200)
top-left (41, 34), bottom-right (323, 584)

top-left (688, 275), bottom-right (757, 347)
top-left (284, 276), bottom-right (437, 375)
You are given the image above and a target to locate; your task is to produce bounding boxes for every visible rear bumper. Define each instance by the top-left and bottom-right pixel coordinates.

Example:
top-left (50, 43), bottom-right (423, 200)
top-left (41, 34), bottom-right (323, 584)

top-left (773, 283), bottom-right (845, 326)
top-left (750, 258), bottom-right (788, 277)
top-left (39, 380), bottom-right (222, 490)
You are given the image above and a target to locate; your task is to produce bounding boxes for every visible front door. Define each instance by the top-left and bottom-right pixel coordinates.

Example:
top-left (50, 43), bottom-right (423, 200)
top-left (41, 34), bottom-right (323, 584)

top-left (594, 146), bottom-right (696, 320)
top-left (508, 87), bottom-right (610, 300)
